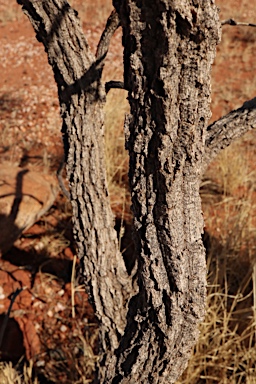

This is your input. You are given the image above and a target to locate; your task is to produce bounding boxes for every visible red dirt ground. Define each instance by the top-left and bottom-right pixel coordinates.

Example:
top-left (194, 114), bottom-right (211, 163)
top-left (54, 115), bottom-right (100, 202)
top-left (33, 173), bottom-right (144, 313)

top-left (0, 0), bottom-right (256, 382)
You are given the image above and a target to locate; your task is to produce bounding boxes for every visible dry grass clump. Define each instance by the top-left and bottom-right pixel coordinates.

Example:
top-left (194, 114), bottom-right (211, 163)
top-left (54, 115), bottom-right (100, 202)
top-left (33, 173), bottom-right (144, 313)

top-left (178, 251), bottom-right (256, 384)
top-left (215, 134), bottom-right (256, 197)
top-left (0, 361), bottom-right (38, 384)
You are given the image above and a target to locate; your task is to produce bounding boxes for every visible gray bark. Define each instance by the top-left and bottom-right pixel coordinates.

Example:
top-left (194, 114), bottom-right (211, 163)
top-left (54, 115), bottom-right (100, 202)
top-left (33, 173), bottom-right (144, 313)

top-left (107, 1), bottom-right (220, 382)
top-left (17, 0), bottom-right (133, 355)
top-left (17, 0), bottom-right (256, 383)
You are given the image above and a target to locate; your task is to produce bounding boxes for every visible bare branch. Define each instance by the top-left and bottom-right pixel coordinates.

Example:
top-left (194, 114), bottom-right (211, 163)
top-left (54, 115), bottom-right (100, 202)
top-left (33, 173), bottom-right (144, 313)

top-left (96, 9), bottom-right (120, 61)
top-left (221, 18), bottom-right (256, 27)
top-left (105, 80), bottom-right (125, 93)
top-left (204, 97), bottom-right (256, 169)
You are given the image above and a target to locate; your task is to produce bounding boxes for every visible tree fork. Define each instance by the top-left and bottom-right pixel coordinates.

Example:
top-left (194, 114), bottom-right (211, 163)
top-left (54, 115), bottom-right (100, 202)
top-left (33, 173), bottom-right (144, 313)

top-left (17, 0), bottom-right (256, 382)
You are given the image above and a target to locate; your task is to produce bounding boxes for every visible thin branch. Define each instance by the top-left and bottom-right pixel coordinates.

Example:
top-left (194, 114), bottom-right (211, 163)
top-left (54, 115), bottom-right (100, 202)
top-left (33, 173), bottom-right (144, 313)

top-left (105, 80), bottom-right (125, 93)
top-left (221, 18), bottom-right (256, 27)
top-left (96, 9), bottom-right (120, 61)
top-left (96, 11), bottom-right (123, 96)
top-left (203, 97), bottom-right (256, 170)
top-left (207, 18), bottom-right (256, 169)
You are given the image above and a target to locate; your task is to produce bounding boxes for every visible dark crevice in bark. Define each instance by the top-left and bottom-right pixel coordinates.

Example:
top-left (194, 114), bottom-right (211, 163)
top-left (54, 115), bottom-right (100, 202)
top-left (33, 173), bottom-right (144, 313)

top-left (162, 289), bottom-right (173, 326)
top-left (176, 11), bottom-right (192, 38)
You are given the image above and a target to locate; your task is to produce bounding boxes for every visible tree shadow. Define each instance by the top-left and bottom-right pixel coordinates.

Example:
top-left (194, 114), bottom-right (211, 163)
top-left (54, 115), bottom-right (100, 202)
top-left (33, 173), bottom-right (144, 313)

top-left (0, 169), bottom-right (30, 255)
top-left (0, 314), bottom-right (25, 364)
top-left (0, 166), bottom-right (74, 283)
top-left (115, 217), bottom-right (136, 276)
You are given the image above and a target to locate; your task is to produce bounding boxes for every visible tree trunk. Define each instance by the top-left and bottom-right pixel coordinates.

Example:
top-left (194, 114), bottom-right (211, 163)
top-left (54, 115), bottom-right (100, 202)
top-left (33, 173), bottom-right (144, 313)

top-left (17, 0), bottom-right (134, 356)
top-left (105, 1), bottom-right (221, 382)
top-left (17, 0), bottom-right (256, 383)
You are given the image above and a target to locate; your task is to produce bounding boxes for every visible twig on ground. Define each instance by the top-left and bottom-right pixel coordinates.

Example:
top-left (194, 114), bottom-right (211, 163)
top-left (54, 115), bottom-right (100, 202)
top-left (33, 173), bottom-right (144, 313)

top-left (0, 288), bottom-right (25, 350)
top-left (71, 254), bottom-right (77, 319)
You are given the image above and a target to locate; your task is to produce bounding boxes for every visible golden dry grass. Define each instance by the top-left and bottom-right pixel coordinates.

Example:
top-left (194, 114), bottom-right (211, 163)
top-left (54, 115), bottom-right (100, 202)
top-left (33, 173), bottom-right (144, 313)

top-left (104, 87), bottom-right (132, 220)
top-left (0, 360), bottom-right (38, 384)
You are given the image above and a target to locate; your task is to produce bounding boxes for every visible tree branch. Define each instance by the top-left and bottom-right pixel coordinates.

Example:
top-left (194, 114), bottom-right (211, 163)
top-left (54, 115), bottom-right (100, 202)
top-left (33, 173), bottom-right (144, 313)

top-left (95, 10), bottom-right (125, 96)
top-left (96, 9), bottom-right (120, 61)
top-left (221, 18), bottom-right (256, 27)
top-left (204, 97), bottom-right (256, 169)
top-left (105, 80), bottom-right (125, 93)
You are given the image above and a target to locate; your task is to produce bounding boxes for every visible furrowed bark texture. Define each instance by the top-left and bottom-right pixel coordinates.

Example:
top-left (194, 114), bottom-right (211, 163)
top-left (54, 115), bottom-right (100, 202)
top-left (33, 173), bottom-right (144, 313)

top-left (17, 0), bottom-right (133, 355)
top-left (105, 1), bottom-right (220, 382)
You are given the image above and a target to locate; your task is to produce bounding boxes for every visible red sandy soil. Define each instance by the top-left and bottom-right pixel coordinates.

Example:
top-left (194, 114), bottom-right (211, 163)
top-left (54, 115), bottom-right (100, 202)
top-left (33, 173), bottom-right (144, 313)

top-left (0, 0), bottom-right (256, 382)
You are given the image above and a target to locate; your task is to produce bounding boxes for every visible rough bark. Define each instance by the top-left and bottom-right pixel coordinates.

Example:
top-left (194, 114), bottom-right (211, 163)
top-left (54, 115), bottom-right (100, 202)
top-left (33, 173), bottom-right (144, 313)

top-left (105, 1), bottom-right (221, 382)
top-left (17, 0), bottom-right (256, 383)
top-left (17, 0), bottom-right (133, 356)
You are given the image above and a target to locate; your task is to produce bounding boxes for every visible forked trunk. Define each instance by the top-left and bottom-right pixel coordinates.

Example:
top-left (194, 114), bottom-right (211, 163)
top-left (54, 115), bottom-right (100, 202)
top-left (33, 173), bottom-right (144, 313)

top-left (17, 0), bottom-right (223, 383)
